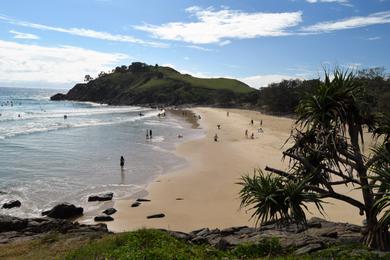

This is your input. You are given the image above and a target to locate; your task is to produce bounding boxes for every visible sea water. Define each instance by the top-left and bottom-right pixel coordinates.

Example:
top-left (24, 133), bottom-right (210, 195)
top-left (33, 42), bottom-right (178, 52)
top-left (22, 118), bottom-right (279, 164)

top-left (0, 87), bottom-right (200, 218)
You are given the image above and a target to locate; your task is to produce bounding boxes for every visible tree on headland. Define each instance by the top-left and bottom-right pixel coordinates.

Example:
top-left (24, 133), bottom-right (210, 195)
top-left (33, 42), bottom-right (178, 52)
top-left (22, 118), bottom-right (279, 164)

top-left (239, 69), bottom-right (390, 251)
top-left (84, 74), bottom-right (93, 82)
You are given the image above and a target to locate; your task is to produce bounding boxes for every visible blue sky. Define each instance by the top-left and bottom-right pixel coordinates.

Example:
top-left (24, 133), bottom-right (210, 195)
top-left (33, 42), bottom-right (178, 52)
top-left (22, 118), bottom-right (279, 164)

top-left (0, 0), bottom-right (389, 89)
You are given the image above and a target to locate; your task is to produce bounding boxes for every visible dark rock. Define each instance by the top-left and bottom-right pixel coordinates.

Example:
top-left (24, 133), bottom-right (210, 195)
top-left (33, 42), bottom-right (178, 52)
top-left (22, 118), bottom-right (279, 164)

top-left (136, 198), bottom-right (151, 202)
top-left (2, 200), bottom-right (21, 209)
top-left (0, 215), bottom-right (109, 244)
top-left (94, 215), bottom-right (114, 222)
top-left (321, 231), bottom-right (338, 238)
top-left (88, 192), bottom-right (113, 202)
top-left (176, 198), bottom-right (184, 200)
top-left (147, 213), bottom-right (165, 219)
top-left (41, 203), bottom-right (83, 219)
top-left (191, 236), bottom-right (207, 244)
top-left (0, 191), bottom-right (6, 195)
top-left (0, 215), bottom-right (28, 232)
top-left (131, 202), bottom-right (141, 207)
top-left (102, 208), bottom-right (117, 215)
top-left (215, 237), bottom-right (231, 250)
top-left (50, 93), bottom-right (66, 101)
top-left (168, 231), bottom-right (192, 241)
top-left (294, 243), bottom-right (324, 255)
top-left (196, 228), bottom-right (210, 237)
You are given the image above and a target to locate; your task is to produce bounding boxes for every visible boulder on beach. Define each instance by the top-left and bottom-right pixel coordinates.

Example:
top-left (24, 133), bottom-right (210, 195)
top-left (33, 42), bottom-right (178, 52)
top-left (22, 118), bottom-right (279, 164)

top-left (147, 213), bottom-right (165, 219)
top-left (88, 192), bottom-right (114, 202)
top-left (94, 215), bottom-right (114, 222)
top-left (103, 208), bottom-right (117, 215)
top-left (136, 198), bottom-right (151, 202)
top-left (2, 200), bottom-right (21, 209)
top-left (42, 203), bottom-right (83, 219)
top-left (131, 202), bottom-right (141, 207)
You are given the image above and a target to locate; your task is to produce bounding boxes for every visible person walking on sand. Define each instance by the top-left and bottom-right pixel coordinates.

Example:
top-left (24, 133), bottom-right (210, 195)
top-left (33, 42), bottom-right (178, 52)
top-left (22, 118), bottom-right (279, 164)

top-left (120, 156), bottom-right (125, 168)
top-left (214, 133), bottom-right (218, 142)
top-left (217, 124), bottom-right (221, 129)
top-left (149, 129), bottom-right (153, 139)
top-left (250, 119), bottom-right (254, 126)
top-left (146, 130), bottom-right (149, 140)
top-left (251, 133), bottom-right (255, 139)
top-left (260, 119), bottom-right (263, 126)
top-left (227, 111), bottom-right (229, 117)
top-left (245, 129), bottom-right (248, 137)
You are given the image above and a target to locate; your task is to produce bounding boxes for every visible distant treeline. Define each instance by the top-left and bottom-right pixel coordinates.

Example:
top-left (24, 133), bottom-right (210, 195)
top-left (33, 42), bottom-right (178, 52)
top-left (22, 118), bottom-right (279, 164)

top-left (246, 67), bottom-right (390, 115)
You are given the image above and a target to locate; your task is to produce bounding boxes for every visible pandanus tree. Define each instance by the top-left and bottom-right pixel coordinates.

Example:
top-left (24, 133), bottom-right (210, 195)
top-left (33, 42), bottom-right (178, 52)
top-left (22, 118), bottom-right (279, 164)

top-left (239, 69), bottom-right (390, 251)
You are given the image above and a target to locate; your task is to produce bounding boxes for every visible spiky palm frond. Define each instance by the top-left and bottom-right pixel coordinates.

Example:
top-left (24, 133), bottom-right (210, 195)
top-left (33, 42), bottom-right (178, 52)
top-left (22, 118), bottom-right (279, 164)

top-left (238, 169), bottom-right (323, 226)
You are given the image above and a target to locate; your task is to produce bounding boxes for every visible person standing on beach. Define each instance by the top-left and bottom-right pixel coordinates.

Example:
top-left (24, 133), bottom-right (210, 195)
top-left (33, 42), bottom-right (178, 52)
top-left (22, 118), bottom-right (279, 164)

top-left (146, 130), bottom-right (149, 140)
top-left (149, 129), bottom-right (153, 139)
top-left (250, 119), bottom-right (254, 126)
top-left (214, 134), bottom-right (218, 142)
top-left (120, 156), bottom-right (125, 168)
top-left (227, 111), bottom-right (229, 117)
top-left (260, 119), bottom-right (263, 126)
top-left (245, 129), bottom-right (248, 137)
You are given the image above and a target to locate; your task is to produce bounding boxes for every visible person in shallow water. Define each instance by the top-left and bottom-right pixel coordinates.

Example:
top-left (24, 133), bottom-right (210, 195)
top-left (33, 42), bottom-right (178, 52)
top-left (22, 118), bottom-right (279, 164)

top-left (120, 156), bottom-right (125, 168)
top-left (149, 129), bottom-right (153, 139)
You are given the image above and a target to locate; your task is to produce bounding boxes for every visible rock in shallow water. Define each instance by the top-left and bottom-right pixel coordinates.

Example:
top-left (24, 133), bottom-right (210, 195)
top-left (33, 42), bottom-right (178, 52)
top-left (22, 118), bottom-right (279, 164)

top-left (42, 203), bottom-right (83, 219)
top-left (88, 192), bottom-right (114, 202)
top-left (94, 215), bottom-right (114, 222)
top-left (2, 200), bottom-right (21, 209)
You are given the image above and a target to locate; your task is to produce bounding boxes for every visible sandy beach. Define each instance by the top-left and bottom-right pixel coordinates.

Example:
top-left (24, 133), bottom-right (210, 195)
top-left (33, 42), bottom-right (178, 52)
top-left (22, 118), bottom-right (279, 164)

top-left (107, 107), bottom-right (365, 233)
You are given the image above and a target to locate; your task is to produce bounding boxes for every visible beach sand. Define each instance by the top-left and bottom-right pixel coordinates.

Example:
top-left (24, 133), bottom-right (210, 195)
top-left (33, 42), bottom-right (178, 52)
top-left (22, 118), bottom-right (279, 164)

top-left (107, 107), bottom-right (364, 233)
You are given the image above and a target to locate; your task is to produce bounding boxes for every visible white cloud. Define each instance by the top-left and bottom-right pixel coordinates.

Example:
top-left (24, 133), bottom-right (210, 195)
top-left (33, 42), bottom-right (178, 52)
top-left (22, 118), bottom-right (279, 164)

top-left (0, 40), bottom-right (129, 84)
top-left (185, 45), bottom-right (213, 51)
top-left (219, 40), bottom-right (231, 46)
top-left (240, 74), bottom-right (302, 88)
top-left (0, 15), bottom-right (167, 48)
top-left (135, 6), bottom-right (302, 44)
top-left (368, 36), bottom-right (381, 40)
top-left (9, 30), bottom-right (39, 40)
top-left (302, 11), bottom-right (390, 32)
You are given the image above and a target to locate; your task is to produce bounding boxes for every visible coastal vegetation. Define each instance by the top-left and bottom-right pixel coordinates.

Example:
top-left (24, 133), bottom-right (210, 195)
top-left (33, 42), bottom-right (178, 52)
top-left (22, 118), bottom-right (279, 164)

top-left (239, 69), bottom-right (390, 251)
top-left (2, 229), bottom-right (389, 259)
top-left (51, 63), bottom-right (390, 117)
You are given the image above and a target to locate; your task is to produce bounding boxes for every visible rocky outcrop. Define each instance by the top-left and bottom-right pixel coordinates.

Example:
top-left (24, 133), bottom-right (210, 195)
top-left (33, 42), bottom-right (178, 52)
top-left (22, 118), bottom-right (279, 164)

top-left (41, 203), bottom-right (83, 219)
top-left (50, 93), bottom-right (66, 100)
top-left (164, 218), bottom-right (363, 254)
top-left (2, 200), bottom-right (21, 209)
top-left (88, 192), bottom-right (113, 202)
top-left (0, 215), bottom-right (108, 244)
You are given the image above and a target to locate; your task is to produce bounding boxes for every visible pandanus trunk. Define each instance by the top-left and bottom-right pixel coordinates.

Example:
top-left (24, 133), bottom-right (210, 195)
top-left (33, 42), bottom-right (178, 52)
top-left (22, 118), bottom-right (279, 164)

top-left (349, 124), bottom-right (390, 251)
top-left (363, 214), bottom-right (390, 251)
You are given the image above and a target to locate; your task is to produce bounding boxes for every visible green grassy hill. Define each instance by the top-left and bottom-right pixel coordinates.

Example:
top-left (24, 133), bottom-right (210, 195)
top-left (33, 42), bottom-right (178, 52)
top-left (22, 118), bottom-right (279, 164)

top-left (52, 62), bottom-right (255, 106)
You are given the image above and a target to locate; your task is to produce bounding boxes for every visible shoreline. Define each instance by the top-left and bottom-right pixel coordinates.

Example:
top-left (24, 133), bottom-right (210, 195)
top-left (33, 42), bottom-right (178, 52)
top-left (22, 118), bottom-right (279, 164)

top-left (105, 107), bottom-right (360, 232)
top-left (81, 107), bottom-right (365, 231)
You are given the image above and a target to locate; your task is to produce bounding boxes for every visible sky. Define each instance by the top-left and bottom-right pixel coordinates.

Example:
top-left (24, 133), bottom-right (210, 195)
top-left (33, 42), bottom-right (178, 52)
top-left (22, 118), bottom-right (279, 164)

top-left (0, 0), bottom-right (389, 89)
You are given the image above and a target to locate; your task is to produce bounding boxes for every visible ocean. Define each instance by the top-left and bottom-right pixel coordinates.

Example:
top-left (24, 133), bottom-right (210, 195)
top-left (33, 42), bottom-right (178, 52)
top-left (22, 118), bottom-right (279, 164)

top-left (0, 87), bottom-right (200, 218)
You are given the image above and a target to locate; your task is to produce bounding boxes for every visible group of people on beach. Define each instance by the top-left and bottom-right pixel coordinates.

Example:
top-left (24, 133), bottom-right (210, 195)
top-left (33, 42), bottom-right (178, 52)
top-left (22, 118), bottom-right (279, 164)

top-left (246, 118), bottom-right (264, 139)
